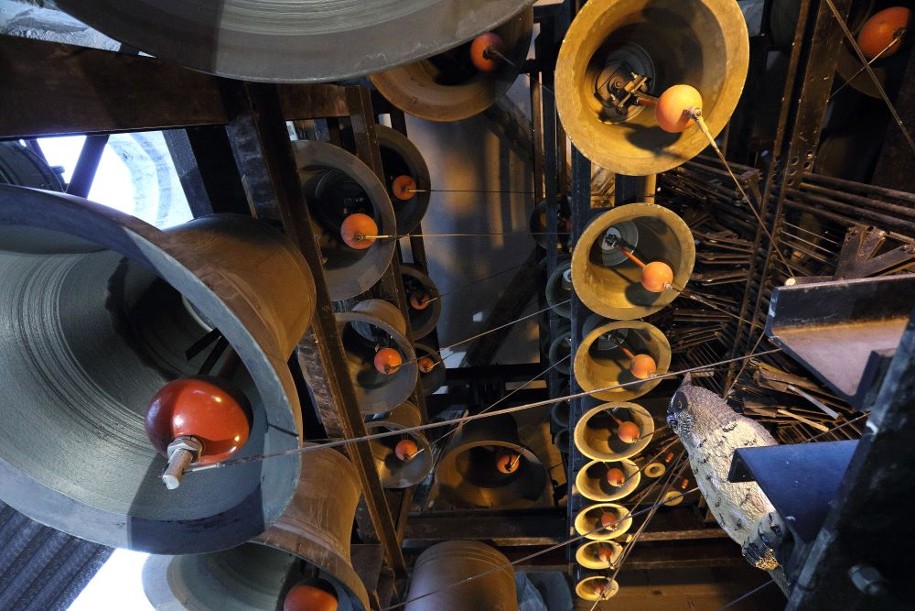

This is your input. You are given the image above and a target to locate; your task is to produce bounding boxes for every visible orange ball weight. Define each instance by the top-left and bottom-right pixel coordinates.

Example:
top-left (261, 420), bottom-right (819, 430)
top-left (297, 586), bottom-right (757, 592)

top-left (284, 584), bottom-right (338, 611)
top-left (606, 468), bottom-right (626, 487)
top-left (641, 261), bottom-right (674, 293)
top-left (655, 84), bottom-right (703, 133)
top-left (144, 377), bottom-right (251, 464)
top-left (616, 421), bottom-right (641, 444)
top-left (409, 290), bottom-right (431, 310)
top-left (496, 452), bottom-right (522, 474)
top-left (629, 353), bottom-right (658, 380)
top-left (858, 7), bottom-right (910, 60)
top-left (470, 32), bottom-right (505, 72)
top-left (599, 511), bottom-right (619, 530)
top-left (417, 356), bottom-right (436, 374)
top-left (340, 213), bottom-right (378, 249)
top-left (373, 347), bottom-right (403, 375)
top-left (391, 175), bottom-right (417, 201)
top-left (395, 438), bottom-right (419, 461)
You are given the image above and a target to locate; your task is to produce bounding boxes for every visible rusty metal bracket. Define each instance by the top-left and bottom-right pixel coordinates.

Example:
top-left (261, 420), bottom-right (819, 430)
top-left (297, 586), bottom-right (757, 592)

top-left (834, 226), bottom-right (915, 279)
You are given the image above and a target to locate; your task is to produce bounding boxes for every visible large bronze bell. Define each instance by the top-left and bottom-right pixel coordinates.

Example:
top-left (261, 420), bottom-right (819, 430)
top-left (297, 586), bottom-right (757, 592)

top-left (405, 541), bottom-right (519, 610)
top-left (0, 185), bottom-right (314, 553)
top-left (337, 299), bottom-right (418, 415)
top-left (366, 401), bottom-right (434, 489)
top-left (371, 9), bottom-right (534, 122)
top-left (571, 204), bottom-right (695, 320)
top-left (574, 402), bottom-right (655, 462)
top-left (573, 319), bottom-right (671, 401)
top-left (56, 0), bottom-right (534, 83)
top-left (555, 0), bottom-right (749, 174)
top-left (435, 413), bottom-right (548, 509)
top-left (143, 445), bottom-right (369, 610)
top-left (294, 140), bottom-right (396, 301)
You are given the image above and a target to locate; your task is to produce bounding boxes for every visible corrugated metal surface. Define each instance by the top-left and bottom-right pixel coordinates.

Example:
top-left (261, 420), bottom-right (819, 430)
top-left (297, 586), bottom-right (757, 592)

top-left (0, 501), bottom-right (112, 611)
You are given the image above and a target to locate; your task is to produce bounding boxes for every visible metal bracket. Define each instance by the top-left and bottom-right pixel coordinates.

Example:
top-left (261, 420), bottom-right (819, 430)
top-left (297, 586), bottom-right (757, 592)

top-left (766, 274), bottom-right (915, 408)
top-left (834, 225), bottom-right (915, 279)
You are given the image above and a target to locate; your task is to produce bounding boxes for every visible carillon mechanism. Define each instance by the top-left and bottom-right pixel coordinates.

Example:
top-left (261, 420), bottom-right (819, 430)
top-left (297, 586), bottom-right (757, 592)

top-left (8, 0), bottom-right (908, 605)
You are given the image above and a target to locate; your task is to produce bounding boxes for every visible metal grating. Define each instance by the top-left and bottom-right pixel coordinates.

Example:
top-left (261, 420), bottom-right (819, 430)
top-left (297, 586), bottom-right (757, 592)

top-left (0, 501), bottom-right (112, 611)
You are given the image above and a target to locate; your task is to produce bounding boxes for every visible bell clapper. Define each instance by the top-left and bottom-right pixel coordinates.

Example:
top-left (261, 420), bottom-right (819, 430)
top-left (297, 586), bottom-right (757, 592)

top-left (391, 175), bottom-right (417, 201)
top-left (373, 346), bottom-right (403, 375)
top-left (417, 355), bottom-right (437, 374)
top-left (605, 331), bottom-right (658, 380)
top-left (284, 582), bottom-right (339, 611)
top-left (605, 466), bottom-right (626, 488)
top-left (395, 437), bottom-right (419, 462)
top-left (496, 451), bottom-right (522, 474)
top-left (470, 32), bottom-right (507, 72)
top-left (601, 232), bottom-right (677, 293)
top-left (145, 377), bottom-right (252, 490)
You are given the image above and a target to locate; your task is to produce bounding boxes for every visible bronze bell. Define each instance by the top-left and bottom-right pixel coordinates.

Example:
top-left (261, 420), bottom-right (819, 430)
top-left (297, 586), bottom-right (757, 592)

top-left (546, 257), bottom-right (574, 319)
top-left (402, 263), bottom-right (441, 340)
top-left (575, 458), bottom-right (641, 502)
top-left (573, 317), bottom-right (671, 402)
top-left (414, 342), bottom-right (446, 395)
top-left (574, 402), bottom-right (655, 462)
top-left (376, 125), bottom-right (432, 235)
top-left (366, 401), bottom-right (434, 489)
top-left (571, 204), bottom-right (695, 320)
top-left (0, 185), bottom-right (314, 554)
top-left (555, 0), bottom-right (749, 174)
top-left (143, 445), bottom-right (369, 610)
top-left (405, 541), bottom-right (519, 610)
top-left (337, 299), bottom-right (419, 415)
top-left (56, 0), bottom-right (534, 83)
top-left (575, 574), bottom-right (620, 601)
top-left (548, 321), bottom-right (573, 376)
top-left (575, 540), bottom-right (624, 571)
top-left (573, 502), bottom-right (634, 541)
top-left (294, 139), bottom-right (396, 300)
top-left (435, 413), bottom-right (548, 509)
top-left (371, 9), bottom-right (534, 122)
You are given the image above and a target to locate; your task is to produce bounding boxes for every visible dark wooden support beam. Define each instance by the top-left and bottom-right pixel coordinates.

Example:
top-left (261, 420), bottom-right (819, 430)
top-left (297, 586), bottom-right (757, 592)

top-left (0, 36), bottom-right (225, 139)
top-left (219, 80), bottom-right (407, 577)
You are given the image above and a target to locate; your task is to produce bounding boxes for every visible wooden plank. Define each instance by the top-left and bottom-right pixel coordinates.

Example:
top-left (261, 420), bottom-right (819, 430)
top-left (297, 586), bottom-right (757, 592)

top-left (0, 36), bottom-right (224, 138)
